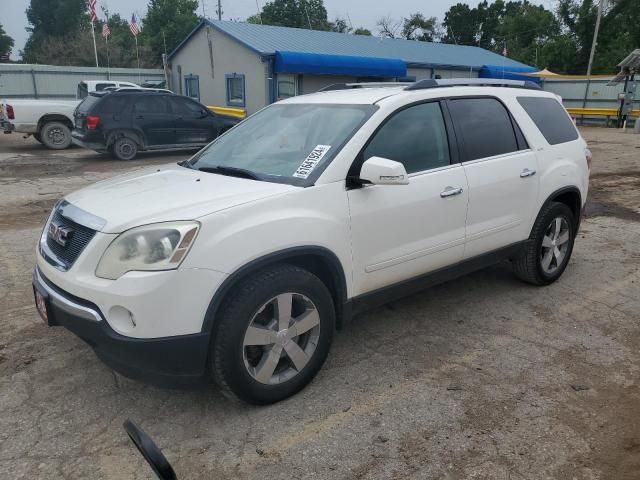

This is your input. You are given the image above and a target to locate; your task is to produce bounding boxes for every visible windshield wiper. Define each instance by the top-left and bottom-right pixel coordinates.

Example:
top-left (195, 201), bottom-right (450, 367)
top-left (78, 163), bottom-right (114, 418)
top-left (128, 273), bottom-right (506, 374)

top-left (197, 165), bottom-right (261, 180)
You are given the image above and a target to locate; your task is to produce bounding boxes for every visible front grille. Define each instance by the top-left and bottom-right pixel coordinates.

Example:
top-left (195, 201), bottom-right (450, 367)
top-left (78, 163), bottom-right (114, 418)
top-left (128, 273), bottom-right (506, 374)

top-left (45, 208), bottom-right (97, 269)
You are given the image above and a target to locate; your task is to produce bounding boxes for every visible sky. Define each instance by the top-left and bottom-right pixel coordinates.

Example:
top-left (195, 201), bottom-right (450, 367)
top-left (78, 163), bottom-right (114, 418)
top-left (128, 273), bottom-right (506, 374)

top-left (1, 0), bottom-right (553, 60)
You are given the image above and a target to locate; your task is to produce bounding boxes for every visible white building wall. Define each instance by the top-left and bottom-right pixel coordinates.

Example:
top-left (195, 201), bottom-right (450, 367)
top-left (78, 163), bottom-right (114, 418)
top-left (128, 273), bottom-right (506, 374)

top-left (169, 26), bottom-right (268, 114)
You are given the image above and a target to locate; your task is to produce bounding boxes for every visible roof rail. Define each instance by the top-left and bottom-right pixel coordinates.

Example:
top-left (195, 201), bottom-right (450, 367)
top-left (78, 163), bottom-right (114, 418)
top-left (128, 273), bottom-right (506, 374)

top-left (105, 87), bottom-right (174, 94)
top-left (405, 78), bottom-right (541, 91)
top-left (319, 82), bottom-right (411, 92)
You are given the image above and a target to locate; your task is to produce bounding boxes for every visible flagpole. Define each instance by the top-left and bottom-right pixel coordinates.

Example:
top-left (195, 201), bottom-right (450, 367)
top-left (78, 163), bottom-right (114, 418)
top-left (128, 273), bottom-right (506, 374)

top-left (91, 21), bottom-right (99, 68)
top-left (105, 35), bottom-right (111, 79)
top-left (135, 35), bottom-right (141, 84)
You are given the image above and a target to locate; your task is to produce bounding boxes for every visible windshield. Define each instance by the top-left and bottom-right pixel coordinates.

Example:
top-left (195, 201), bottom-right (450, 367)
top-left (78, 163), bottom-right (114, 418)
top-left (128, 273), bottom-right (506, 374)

top-left (187, 103), bottom-right (376, 185)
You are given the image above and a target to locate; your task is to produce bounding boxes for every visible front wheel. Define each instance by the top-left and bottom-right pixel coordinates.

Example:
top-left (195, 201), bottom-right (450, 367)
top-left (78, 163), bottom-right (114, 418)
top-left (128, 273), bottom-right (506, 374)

top-left (513, 201), bottom-right (576, 285)
top-left (211, 265), bottom-right (335, 404)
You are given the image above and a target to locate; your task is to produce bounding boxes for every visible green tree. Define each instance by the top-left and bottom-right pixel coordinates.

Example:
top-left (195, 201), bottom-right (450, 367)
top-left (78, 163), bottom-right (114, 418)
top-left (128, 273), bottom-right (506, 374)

top-left (331, 17), bottom-right (351, 34)
top-left (401, 13), bottom-right (439, 42)
top-left (255, 0), bottom-right (331, 31)
top-left (0, 24), bottom-right (14, 61)
top-left (442, 3), bottom-right (478, 45)
top-left (353, 27), bottom-right (372, 36)
top-left (142, 0), bottom-right (199, 63)
top-left (23, 0), bottom-right (87, 61)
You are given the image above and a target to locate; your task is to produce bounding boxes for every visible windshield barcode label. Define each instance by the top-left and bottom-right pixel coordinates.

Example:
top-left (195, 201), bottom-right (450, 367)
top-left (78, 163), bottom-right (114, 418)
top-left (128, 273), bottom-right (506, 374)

top-left (293, 145), bottom-right (331, 179)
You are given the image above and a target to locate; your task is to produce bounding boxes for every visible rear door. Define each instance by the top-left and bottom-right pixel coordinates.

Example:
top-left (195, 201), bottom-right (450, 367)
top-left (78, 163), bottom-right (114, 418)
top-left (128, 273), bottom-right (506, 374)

top-left (132, 95), bottom-right (175, 146)
top-left (169, 96), bottom-right (217, 145)
top-left (447, 96), bottom-right (539, 259)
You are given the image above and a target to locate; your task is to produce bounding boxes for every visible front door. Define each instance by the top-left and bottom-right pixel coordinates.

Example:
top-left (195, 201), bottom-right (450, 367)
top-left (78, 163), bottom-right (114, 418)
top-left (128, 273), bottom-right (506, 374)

top-left (446, 97), bottom-right (539, 259)
top-left (132, 95), bottom-right (175, 146)
top-left (348, 101), bottom-right (469, 296)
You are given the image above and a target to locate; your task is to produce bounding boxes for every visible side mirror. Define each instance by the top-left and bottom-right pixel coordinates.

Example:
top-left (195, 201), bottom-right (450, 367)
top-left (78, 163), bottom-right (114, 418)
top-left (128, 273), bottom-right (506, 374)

top-left (359, 156), bottom-right (409, 186)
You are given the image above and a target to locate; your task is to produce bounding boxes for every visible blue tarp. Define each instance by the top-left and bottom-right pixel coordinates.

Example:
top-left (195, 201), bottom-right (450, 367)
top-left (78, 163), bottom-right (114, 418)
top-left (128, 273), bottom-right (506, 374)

top-left (274, 51), bottom-right (406, 78)
top-left (479, 65), bottom-right (540, 83)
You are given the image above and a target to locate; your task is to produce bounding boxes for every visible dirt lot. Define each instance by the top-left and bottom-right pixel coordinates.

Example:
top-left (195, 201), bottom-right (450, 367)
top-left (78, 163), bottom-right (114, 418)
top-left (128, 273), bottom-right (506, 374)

top-left (0, 128), bottom-right (638, 479)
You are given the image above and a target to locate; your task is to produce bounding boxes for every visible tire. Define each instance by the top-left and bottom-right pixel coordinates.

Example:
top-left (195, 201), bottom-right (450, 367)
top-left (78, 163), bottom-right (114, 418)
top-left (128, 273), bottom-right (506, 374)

top-left (211, 264), bottom-right (335, 405)
top-left (111, 136), bottom-right (138, 160)
top-left (33, 133), bottom-right (42, 143)
top-left (513, 201), bottom-right (576, 286)
top-left (40, 122), bottom-right (72, 150)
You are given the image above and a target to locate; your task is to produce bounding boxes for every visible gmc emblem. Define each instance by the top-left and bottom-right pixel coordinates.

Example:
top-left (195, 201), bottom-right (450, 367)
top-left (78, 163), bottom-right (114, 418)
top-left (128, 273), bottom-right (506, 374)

top-left (48, 222), bottom-right (73, 247)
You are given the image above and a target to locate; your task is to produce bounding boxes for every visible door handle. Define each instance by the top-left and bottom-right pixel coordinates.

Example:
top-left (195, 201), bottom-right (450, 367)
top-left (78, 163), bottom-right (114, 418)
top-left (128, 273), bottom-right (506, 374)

top-left (440, 186), bottom-right (464, 198)
top-left (520, 168), bottom-right (536, 178)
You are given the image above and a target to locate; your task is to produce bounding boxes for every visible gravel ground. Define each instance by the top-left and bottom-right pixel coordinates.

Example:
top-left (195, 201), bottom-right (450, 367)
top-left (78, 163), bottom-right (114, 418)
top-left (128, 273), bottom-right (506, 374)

top-left (0, 128), bottom-right (638, 479)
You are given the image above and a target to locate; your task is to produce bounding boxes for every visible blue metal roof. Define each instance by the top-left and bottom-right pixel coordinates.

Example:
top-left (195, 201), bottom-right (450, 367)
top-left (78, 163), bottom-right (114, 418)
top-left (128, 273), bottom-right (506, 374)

top-left (170, 20), bottom-right (531, 70)
top-left (274, 51), bottom-right (406, 77)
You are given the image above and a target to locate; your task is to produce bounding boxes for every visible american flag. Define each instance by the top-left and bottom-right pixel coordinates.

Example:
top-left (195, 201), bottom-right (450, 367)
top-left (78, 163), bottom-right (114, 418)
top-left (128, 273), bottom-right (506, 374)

top-left (129, 14), bottom-right (140, 36)
top-left (87, 0), bottom-right (97, 23)
top-left (102, 23), bottom-right (111, 38)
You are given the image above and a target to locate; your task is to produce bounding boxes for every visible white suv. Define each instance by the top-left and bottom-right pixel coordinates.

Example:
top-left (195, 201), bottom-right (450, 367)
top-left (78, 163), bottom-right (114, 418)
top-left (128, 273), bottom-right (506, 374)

top-left (33, 79), bottom-right (590, 404)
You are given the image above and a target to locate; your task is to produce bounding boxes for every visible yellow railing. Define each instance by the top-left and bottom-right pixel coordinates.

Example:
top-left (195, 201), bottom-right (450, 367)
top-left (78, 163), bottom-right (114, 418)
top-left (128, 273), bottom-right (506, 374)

top-left (566, 107), bottom-right (639, 117)
top-left (207, 105), bottom-right (247, 119)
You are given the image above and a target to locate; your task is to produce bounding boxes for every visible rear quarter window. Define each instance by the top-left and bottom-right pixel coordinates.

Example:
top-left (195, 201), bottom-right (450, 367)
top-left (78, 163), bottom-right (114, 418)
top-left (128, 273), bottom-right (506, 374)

top-left (76, 94), bottom-right (102, 114)
top-left (517, 97), bottom-right (579, 145)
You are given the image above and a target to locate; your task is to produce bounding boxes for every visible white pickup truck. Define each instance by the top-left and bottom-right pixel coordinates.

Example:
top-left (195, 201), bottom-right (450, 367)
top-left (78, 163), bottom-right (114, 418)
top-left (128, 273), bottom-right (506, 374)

top-left (1, 80), bottom-right (139, 149)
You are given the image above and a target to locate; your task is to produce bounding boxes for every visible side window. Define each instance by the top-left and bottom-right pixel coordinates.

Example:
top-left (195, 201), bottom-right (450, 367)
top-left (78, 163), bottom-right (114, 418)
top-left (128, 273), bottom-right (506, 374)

top-left (448, 98), bottom-right (519, 161)
top-left (170, 97), bottom-right (204, 117)
top-left (95, 83), bottom-right (115, 91)
top-left (184, 74), bottom-right (200, 101)
top-left (226, 73), bottom-right (245, 107)
top-left (98, 95), bottom-right (129, 114)
top-left (517, 96), bottom-right (579, 145)
top-left (363, 102), bottom-right (450, 174)
top-left (133, 96), bottom-right (169, 114)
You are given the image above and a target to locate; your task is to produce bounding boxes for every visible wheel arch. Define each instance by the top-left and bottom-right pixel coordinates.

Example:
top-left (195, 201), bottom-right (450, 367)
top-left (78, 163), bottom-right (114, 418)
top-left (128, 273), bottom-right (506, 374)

top-left (37, 114), bottom-right (73, 133)
top-left (535, 186), bottom-right (583, 234)
top-left (106, 129), bottom-right (145, 148)
top-left (201, 246), bottom-right (349, 334)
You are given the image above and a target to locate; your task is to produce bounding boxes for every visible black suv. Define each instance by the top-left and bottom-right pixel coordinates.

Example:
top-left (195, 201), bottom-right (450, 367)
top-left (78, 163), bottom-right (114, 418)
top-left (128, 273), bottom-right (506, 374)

top-left (72, 90), bottom-right (239, 160)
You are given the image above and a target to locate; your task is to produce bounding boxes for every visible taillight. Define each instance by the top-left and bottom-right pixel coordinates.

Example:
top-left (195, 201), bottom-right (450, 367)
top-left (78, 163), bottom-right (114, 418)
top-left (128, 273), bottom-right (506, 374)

top-left (585, 147), bottom-right (592, 170)
top-left (86, 115), bottom-right (100, 130)
top-left (6, 104), bottom-right (14, 120)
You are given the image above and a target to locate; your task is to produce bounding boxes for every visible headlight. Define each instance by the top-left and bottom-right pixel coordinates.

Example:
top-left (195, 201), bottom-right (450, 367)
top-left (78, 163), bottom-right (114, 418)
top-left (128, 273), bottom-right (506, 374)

top-left (96, 222), bottom-right (200, 280)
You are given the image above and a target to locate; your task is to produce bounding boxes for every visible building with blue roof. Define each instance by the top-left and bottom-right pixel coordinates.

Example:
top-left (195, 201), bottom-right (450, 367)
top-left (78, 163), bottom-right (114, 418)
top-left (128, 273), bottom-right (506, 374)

top-left (167, 19), bottom-right (532, 113)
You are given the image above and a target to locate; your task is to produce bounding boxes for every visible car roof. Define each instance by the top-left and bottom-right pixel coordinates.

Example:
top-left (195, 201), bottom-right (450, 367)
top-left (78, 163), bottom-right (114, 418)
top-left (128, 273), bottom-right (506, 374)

top-left (279, 81), bottom-right (556, 106)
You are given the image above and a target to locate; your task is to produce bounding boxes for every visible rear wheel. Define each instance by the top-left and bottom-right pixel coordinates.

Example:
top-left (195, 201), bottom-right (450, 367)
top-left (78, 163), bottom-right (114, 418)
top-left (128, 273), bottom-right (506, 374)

top-left (112, 136), bottom-right (138, 160)
top-left (211, 265), bottom-right (335, 404)
top-left (40, 122), bottom-right (72, 150)
top-left (513, 202), bottom-right (576, 285)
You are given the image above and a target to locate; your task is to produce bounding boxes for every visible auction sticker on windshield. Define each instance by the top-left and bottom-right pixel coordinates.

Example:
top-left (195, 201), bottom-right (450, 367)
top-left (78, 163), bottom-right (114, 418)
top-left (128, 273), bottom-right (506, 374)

top-left (293, 145), bottom-right (331, 179)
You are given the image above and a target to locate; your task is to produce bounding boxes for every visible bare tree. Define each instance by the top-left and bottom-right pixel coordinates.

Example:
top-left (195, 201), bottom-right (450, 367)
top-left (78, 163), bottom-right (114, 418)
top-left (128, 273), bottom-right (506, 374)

top-left (376, 15), bottom-right (400, 39)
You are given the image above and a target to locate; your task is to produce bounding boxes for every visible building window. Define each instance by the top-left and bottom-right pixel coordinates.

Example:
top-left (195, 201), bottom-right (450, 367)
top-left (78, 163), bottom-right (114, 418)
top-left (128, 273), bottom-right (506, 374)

top-left (277, 74), bottom-right (297, 100)
top-left (226, 73), bottom-right (245, 107)
top-left (184, 74), bottom-right (200, 101)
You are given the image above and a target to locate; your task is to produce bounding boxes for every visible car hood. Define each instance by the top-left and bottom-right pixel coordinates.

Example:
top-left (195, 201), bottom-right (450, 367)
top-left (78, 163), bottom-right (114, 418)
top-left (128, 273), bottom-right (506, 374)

top-left (64, 164), bottom-right (297, 233)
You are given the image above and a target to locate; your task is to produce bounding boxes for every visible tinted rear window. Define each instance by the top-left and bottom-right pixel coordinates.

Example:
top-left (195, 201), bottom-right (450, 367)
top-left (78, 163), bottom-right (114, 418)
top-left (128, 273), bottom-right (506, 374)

top-left (448, 97), bottom-right (519, 161)
top-left (98, 95), bottom-right (130, 114)
top-left (517, 97), bottom-right (579, 145)
top-left (77, 94), bottom-right (102, 114)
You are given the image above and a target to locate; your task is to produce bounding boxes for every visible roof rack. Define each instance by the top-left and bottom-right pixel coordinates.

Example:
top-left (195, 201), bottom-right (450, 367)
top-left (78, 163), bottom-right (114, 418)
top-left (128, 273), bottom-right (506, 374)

top-left (103, 87), bottom-right (174, 94)
top-left (405, 78), bottom-right (541, 91)
top-left (319, 82), bottom-right (411, 92)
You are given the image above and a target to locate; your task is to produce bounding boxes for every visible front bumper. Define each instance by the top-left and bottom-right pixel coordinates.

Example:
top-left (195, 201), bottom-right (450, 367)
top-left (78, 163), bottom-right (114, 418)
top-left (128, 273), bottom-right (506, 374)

top-left (33, 266), bottom-right (211, 387)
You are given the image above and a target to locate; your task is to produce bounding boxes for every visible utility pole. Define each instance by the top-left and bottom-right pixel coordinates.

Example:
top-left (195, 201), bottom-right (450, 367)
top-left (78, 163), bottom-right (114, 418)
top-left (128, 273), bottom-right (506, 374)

top-left (216, 0), bottom-right (222, 20)
top-left (586, 0), bottom-right (605, 76)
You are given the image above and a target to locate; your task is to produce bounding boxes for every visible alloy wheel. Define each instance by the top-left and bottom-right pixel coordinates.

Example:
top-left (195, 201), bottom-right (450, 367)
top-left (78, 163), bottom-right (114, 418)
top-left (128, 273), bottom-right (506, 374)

top-left (243, 292), bottom-right (321, 385)
top-left (540, 216), bottom-right (570, 275)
